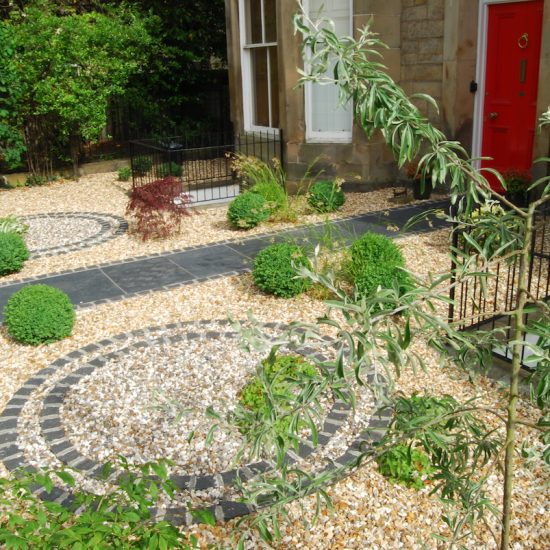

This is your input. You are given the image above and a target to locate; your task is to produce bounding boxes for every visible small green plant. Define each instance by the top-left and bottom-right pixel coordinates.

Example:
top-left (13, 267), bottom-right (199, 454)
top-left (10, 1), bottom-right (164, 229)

top-left (0, 460), bottom-right (199, 549)
top-left (232, 154), bottom-right (288, 210)
top-left (252, 242), bottom-right (312, 297)
top-left (307, 179), bottom-right (345, 213)
top-left (345, 232), bottom-right (410, 297)
top-left (0, 215), bottom-right (28, 236)
top-left (157, 161), bottom-right (183, 178)
top-left (3, 285), bottom-right (75, 345)
top-left (239, 353), bottom-right (318, 438)
top-left (376, 444), bottom-right (433, 489)
top-left (132, 155), bottom-right (153, 175)
top-left (24, 174), bottom-right (48, 186)
top-left (117, 166), bottom-right (132, 181)
top-left (0, 232), bottom-right (29, 276)
top-left (227, 191), bottom-right (271, 229)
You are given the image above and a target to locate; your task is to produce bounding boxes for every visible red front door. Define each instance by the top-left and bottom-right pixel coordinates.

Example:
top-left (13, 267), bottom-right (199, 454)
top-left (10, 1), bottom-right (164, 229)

top-left (481, 0), bottom-right (543, 191)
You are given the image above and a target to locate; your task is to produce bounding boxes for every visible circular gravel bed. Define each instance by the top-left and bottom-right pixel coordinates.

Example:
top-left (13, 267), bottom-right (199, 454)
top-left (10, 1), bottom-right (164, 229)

top-left (0, 319), bottom-right (389, 524)
top-left (22, 212), bottom-right (127, 258)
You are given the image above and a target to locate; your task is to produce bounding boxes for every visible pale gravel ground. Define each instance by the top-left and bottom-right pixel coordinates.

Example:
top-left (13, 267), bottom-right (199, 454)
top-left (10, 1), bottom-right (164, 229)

top-left (0, 172), bottom-right (447, 282)
top-left (1, 228), bottom-right (548, 549)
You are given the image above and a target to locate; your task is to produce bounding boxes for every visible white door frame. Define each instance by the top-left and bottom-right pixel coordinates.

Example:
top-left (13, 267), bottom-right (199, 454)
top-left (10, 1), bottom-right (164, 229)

top-left (472, 0), bottom-right (538, 167)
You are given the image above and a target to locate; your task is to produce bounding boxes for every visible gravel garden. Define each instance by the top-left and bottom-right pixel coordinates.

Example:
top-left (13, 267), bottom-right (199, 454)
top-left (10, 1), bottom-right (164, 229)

top-left (0, 160), bottom-right (548, 549)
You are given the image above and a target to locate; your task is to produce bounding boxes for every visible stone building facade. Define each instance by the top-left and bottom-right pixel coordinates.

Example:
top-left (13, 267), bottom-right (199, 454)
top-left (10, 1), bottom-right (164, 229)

top-left (225, 0), bottom-right (550, 186)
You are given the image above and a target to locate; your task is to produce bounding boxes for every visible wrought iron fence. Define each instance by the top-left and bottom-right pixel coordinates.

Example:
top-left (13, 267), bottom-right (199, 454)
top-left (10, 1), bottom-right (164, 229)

top-left (448, 206), bottom-right (550, 367)
top-left (129, 129), bottom-right (282, 204)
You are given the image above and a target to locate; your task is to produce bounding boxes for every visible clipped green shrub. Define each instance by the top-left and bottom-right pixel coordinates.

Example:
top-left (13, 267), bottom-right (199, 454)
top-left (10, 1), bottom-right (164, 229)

top-left (0, 233), bottom-right (29, 276)
top-left (307, 179), bottom-right (345, 213)
top-left (376, 444), bottom-right (433, 489)
top-left (117, 166), bottom-right (132, 181)
top-left (0, 215), bottom-right (28, 236)
top-left (239, 354), bottom-right (317, 437)
top-left (157, 161), bottom-right (183, 178)
top-left (346, 232), bottom-right (410, 297)
top-left (4, 285), bottom-right (75, 345)
top-left (132, 156), bottom-right (153, 175)
top-left (227, 191), bottom-right (271, 229)
top-left (253, 242), bottom-right (312, 297)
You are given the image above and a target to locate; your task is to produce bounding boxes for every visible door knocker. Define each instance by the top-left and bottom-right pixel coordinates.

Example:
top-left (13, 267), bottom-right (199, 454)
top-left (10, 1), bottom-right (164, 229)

top-left (518, 32), bottom-right (529, 49)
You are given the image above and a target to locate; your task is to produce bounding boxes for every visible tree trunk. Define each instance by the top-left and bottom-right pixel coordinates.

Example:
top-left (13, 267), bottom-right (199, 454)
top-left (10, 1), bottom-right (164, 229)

top-left (70, 133), bottom-right (81, 180)
top-left (500, 205), bottom-right (535, 549)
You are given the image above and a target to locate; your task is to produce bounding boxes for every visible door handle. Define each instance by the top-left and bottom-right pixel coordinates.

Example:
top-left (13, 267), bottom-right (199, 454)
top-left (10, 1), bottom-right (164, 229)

top-left (489, 112), bottom-right (498, 120)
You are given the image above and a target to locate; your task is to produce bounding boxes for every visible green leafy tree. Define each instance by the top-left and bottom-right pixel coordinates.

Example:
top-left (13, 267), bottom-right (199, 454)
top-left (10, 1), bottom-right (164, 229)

top-left (117, 0), bottom-right (227, 136)
top-left (0, 3), bottom-right (152, 177)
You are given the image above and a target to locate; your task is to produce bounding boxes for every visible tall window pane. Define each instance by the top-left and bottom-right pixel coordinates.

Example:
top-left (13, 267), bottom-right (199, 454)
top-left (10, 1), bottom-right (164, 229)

top-left (245, 0), bottom-right (262, 44)
top-left (252, 49), bottom-right (270, 127)
top-left (241, 0), bottom-right (279, 129)
top-left (308, 0), bottom-right (352, 138)
top-left (264, 0), bottom-right (277, 42)
top-left (269, 47), bottom-right (279, 127)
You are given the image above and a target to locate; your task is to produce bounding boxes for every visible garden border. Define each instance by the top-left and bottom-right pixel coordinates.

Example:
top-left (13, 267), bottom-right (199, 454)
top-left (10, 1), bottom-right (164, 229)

top-left (0, 319), bottom-right (392, 525)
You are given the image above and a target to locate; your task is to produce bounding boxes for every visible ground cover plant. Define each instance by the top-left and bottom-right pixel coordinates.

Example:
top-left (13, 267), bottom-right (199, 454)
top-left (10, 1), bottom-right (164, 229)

top-left (126, 176), bottom-right (191, 240)
top-left (3, 284), bottom-right (75, 345)
top-left (0, 461), bottom-right (198, 549)
top-left (238, 353), bottom-right (318, 441)
top-left (252, 243), bottom-right (312, 298)
top-left (0, 232), bottom-right (29, 276)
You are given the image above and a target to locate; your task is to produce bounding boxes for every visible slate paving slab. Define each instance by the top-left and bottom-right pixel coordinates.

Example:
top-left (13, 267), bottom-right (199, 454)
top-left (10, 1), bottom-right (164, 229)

top-left (0, 199), bottom-right (450, 321)
top-left (101, 257), bottom-right (195, 294)
top-left (0, 270), bottom-right (123, 316)
top-left (169, 245), bottom-right (249, 278)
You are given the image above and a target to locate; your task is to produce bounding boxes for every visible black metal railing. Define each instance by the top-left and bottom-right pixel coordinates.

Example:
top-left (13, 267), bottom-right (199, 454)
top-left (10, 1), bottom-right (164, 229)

top-left (129, 129), bottom-right (282, 203)
top-left (448, 205), bottom-right (549, 366)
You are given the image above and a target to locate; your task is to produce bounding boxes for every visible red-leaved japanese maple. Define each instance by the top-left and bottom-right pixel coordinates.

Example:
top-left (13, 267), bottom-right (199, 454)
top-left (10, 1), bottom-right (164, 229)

top-left (126, 176), bottom-right (191, 240)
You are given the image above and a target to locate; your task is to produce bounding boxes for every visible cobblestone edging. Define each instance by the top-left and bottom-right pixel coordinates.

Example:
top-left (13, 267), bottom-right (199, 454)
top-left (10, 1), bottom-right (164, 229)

top-left (0, 198), bottom-right (447, 289)
top-left (0, 320), bottom-right (392, 525)
top-left (22, 212), bottom-right (128, 259)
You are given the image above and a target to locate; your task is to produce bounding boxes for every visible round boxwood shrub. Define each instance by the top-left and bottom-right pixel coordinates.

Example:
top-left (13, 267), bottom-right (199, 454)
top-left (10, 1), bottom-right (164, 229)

top-left (4, 285), bottom-right (75, 345)
top-left (132, 156), bottom-right (153, 175)
top-left (227, 192), bottom-right (271, 229)
top-left (253, 242), bottom-right (312, 297)
top-left (307, 180), bottom-right (345, 213)
top-left (0, 232), bottom-right (29, 276)
top-left (347, 232), bottom-right (410, 297)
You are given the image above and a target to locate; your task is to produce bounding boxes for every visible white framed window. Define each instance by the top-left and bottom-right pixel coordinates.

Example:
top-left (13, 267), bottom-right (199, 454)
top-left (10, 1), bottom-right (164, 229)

top-left (305, 0), bottom-right (353, 143)
top-left (239, 0), bottom-right (280, 131)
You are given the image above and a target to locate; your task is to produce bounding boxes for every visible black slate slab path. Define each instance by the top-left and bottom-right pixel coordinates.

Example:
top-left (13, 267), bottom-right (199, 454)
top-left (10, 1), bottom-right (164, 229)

top-left (0, 199), bottom-right (450, 320)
